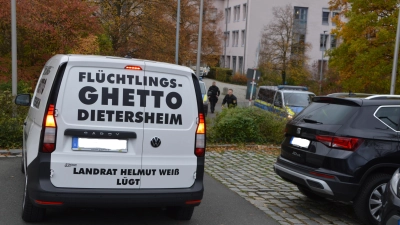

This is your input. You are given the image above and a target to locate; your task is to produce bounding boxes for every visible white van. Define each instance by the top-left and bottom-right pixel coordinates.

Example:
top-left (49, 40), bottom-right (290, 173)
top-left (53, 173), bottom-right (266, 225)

top-left (15, 55), bottom-right (206, 222)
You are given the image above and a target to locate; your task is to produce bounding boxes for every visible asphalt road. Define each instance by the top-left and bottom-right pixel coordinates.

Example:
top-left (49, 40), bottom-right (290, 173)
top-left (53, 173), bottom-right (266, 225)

top-left (0, 157), bottom-right (278, 225)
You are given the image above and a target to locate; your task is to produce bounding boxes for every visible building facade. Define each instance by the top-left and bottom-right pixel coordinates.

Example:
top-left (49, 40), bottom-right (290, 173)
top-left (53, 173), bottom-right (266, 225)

top-left (212, 0), bottom-right (337, 74)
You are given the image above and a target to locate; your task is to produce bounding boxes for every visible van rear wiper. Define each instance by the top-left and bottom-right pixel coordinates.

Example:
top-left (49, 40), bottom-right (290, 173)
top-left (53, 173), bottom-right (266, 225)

top-left (302, 118), bottom-right (323, 124)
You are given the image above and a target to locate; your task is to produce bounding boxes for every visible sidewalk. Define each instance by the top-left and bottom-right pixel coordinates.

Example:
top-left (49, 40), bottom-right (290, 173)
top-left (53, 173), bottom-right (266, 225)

top-left (202, 78), bottom-right (254, 118)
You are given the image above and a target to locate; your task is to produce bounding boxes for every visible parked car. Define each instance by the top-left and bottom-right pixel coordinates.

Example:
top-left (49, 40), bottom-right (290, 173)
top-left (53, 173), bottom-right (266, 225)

top-left (254, 85), bottom-right (315, 119)
top-left (199, 80), bottom-right (209, 116)
top-left (380, 169), bottom-right (400, 225)
top-left (274, 96), bottom-right (400, 225)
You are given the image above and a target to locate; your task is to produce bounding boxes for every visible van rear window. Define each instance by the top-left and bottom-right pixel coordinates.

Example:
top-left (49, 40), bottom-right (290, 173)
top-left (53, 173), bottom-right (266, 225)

top-left (294, 102), bottom-right (358, 125)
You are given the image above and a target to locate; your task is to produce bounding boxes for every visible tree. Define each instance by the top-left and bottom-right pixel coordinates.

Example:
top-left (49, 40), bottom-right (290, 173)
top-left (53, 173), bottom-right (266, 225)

top-left (96, 0), bottom-right (223, 66)
top-left (0, 0), bottom-right (103, 83)
top-left (258, 4), bottom-right (311, 85)
top-left (328, 0), bottom-right (399, 93)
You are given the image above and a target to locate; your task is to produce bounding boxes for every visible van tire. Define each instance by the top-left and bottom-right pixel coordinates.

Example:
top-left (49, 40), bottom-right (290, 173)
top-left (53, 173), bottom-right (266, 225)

top-left (22, 177), bottom-right (46, 222)
top-left (297, 185), bottom-right (325, 200)
top-left (167, 206), bottom-right (194, 220)
top-left (353, 173), bottom-right (391, 225)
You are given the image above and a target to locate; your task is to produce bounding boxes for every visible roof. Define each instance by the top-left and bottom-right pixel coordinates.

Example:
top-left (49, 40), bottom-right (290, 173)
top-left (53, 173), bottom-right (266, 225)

top-left (65, 54), bottom-right (195, 75)
top-left (313, 96), bottom-right (400, 107)
top-left (259, 86), bottom-right (315, 95)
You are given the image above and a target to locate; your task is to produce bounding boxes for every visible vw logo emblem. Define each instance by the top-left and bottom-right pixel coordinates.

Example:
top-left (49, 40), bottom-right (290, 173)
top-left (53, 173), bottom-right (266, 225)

top-left (150, 137), bottom-right (161, 148)
top-left (296, 128), bottom-right (301, 135)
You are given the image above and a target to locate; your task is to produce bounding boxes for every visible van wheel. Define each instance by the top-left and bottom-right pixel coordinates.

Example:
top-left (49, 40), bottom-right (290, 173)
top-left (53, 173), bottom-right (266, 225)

top-left (297, 185), bottom-right (325, 200)
top-left (167, 206), bottom-right (194, 220)
top-left (353, 173), bottom-right (391, 225)
top-left (22, 176), bottom-right (46, 222)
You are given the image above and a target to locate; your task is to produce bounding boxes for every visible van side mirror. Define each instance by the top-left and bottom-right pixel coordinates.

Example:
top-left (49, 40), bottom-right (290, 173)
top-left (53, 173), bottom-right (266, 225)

top-left (15, 94), bottom-right (31, 106)
top-left (274, 101), bottom-right (282, 108)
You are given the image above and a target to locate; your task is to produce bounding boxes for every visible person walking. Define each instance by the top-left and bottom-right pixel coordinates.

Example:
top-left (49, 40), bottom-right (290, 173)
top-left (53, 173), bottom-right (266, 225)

top-left (222, 89), bottom-right (237, 108)
top-left (207, 81), bottom-right (220, 113)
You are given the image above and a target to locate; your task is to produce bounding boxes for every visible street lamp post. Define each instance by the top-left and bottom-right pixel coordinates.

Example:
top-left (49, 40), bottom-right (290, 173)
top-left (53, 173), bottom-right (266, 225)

top-left (390, 7), bottom-right (400, 94)
top-left (11, 0), bottom-right (17, 96)
top-left (195, 0), bottom-right (204, 78)
top-left (319, 31), bottom-right (328, 95)
top-left (175, 0), bottom-right (181, 65)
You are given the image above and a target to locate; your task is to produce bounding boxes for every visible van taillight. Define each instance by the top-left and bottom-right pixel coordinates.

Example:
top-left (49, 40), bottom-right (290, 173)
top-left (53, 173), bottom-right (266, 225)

top-left (195, 113), bottom-right (205, 157)
top-left (316, 135), bottom-right (362, 151)
top-left (42, 104), bottom-right (57, 153)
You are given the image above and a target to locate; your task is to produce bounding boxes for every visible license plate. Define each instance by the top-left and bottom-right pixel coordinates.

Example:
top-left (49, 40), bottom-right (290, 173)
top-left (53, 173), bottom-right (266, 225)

top-left (290, 137), bottom-right (310, 149)
top-left (72, 137), bottom-right (128, 153)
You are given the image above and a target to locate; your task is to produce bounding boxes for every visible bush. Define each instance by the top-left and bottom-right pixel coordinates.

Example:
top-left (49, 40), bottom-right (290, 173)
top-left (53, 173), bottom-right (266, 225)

top-left (0, 81), bottom-right (32, 149)
top-left (231, 73), bottom-right (247, 85)
top-left (215, 68), bottom-right (233, 82)
top-left (207, 107), bottom-right (287, 144)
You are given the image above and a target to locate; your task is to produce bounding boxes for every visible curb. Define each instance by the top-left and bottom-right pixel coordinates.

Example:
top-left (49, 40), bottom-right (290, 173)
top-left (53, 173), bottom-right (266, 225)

top-left (207, 144), bottom-right (280, 148)
top-left (0, 149), bottom-right (22, 156)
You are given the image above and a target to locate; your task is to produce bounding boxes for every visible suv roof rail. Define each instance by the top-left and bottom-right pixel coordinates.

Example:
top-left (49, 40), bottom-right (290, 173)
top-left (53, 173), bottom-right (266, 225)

top-left (277, 85), bottom-right (308, 91)
top-left (364, 95), bottom-right (400, 100)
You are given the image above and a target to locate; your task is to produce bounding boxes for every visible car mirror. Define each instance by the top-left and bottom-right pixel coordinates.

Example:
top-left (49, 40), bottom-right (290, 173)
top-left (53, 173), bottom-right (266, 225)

top-left (274, 101), bottom-right (282, 108)
top-left (15, 94), bottom-right (31, 106)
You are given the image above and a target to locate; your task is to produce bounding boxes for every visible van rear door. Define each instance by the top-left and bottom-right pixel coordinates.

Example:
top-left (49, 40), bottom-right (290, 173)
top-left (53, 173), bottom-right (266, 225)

top-left (140, 62), bottom-right (198, 189)
top-left (50, 56), bottom-right (145, 189)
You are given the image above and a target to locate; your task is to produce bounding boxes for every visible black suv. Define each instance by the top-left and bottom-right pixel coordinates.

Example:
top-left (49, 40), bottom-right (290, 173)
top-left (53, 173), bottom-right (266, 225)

top-left (274, 96), bottom-right (400, 225)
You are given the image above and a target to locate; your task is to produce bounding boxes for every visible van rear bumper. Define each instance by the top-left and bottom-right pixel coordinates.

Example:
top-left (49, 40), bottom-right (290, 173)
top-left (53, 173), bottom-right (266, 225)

top-left (27, 153), bottom-right (204, 208)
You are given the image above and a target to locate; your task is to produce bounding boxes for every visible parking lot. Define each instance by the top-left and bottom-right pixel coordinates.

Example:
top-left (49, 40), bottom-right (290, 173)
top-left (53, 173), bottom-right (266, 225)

top-left (205, 149), bottom-right (362, 225)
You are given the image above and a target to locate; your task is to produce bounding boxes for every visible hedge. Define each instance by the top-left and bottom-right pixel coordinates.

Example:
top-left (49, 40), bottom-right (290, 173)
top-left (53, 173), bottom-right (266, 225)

top-left (0, 81), bottom-right (32, 149)
top-left (207, 107), bottom-right (287, 144)
top-left (208, 67), bottom-right (233, 82)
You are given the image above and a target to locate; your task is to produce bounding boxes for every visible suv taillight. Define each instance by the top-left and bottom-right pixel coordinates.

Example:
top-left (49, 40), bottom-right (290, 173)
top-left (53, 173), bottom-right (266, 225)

top-left (195, 113), bottom-right (205, 157)
top-left (42, 104), bottom-right (57, 153)
top-left (316, 135), bottom-right (362, 151)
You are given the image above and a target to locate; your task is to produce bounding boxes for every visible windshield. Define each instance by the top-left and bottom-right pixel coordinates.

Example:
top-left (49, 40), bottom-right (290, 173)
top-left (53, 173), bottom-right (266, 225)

top-left (284, 93), bottom-right (315, 107)
top-left (199, 82), bottom-right (206, 95)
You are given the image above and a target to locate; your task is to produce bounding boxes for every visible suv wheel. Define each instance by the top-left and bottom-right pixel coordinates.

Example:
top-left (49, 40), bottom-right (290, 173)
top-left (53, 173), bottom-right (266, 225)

top-left (22, 176), bottom-right (46, 222)
top-left (167, 206), bottom-right (194, 220)
top-left (353, 173), bottom-right (391, 225)
top-left (297, 185), bottom-right (325, 200)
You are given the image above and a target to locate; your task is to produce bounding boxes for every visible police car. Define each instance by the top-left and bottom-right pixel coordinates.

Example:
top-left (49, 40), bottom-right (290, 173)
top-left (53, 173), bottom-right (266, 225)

top-left (198, 80), bottom-right (209, 116)
top-left (254, 85), bottom-right (315, 119)
top-left (14, 55), bottom-right (206, 222)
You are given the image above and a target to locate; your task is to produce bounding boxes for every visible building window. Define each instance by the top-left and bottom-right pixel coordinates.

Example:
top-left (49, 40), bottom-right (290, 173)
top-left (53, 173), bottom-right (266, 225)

top-left (243, 4), bottom-right (247, 20)
top-left (232, 56), bottom-right (237, 72)
top-left (332, 12), bottom-right (339, 26)
top-left (226, 56), bottom-right (231, 69)
top-left (239, 56), bottom-right (243, 73)
top-left (232, 31), bottom-right (239, 47)
top-left (234, 5), bottom-right (240, 22)
top-left (320, 34), bottom-right (329, 50)
top-left (322, 9), bottom-right (330, 25)
top-left (225, 7), bottom-right (231, 23)
top-left (331, 35), bottom-right (337, 48)
top-left (241, 30), bottom-right (246, 46)
top-left (294, 7), bottom-right (308, 23)
top-left (225, 31), bottom-right (230, 47)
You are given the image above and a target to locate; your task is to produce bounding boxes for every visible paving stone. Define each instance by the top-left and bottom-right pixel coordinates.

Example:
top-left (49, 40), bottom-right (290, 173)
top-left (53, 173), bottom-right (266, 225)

top-left (205, 150), bottom-right (361, 225)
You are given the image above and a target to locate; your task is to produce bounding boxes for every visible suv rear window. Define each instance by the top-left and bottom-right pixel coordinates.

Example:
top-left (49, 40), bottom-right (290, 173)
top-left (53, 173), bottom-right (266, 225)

top-left (294, 102), bottom-right (358, 125)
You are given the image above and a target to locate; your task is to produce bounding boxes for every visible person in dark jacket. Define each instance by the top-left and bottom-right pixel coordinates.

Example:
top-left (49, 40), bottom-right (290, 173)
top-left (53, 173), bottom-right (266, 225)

top-left (207, 81), bottom-right (220, 113)
top-left (222, 89), bottom-right (237, 108)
